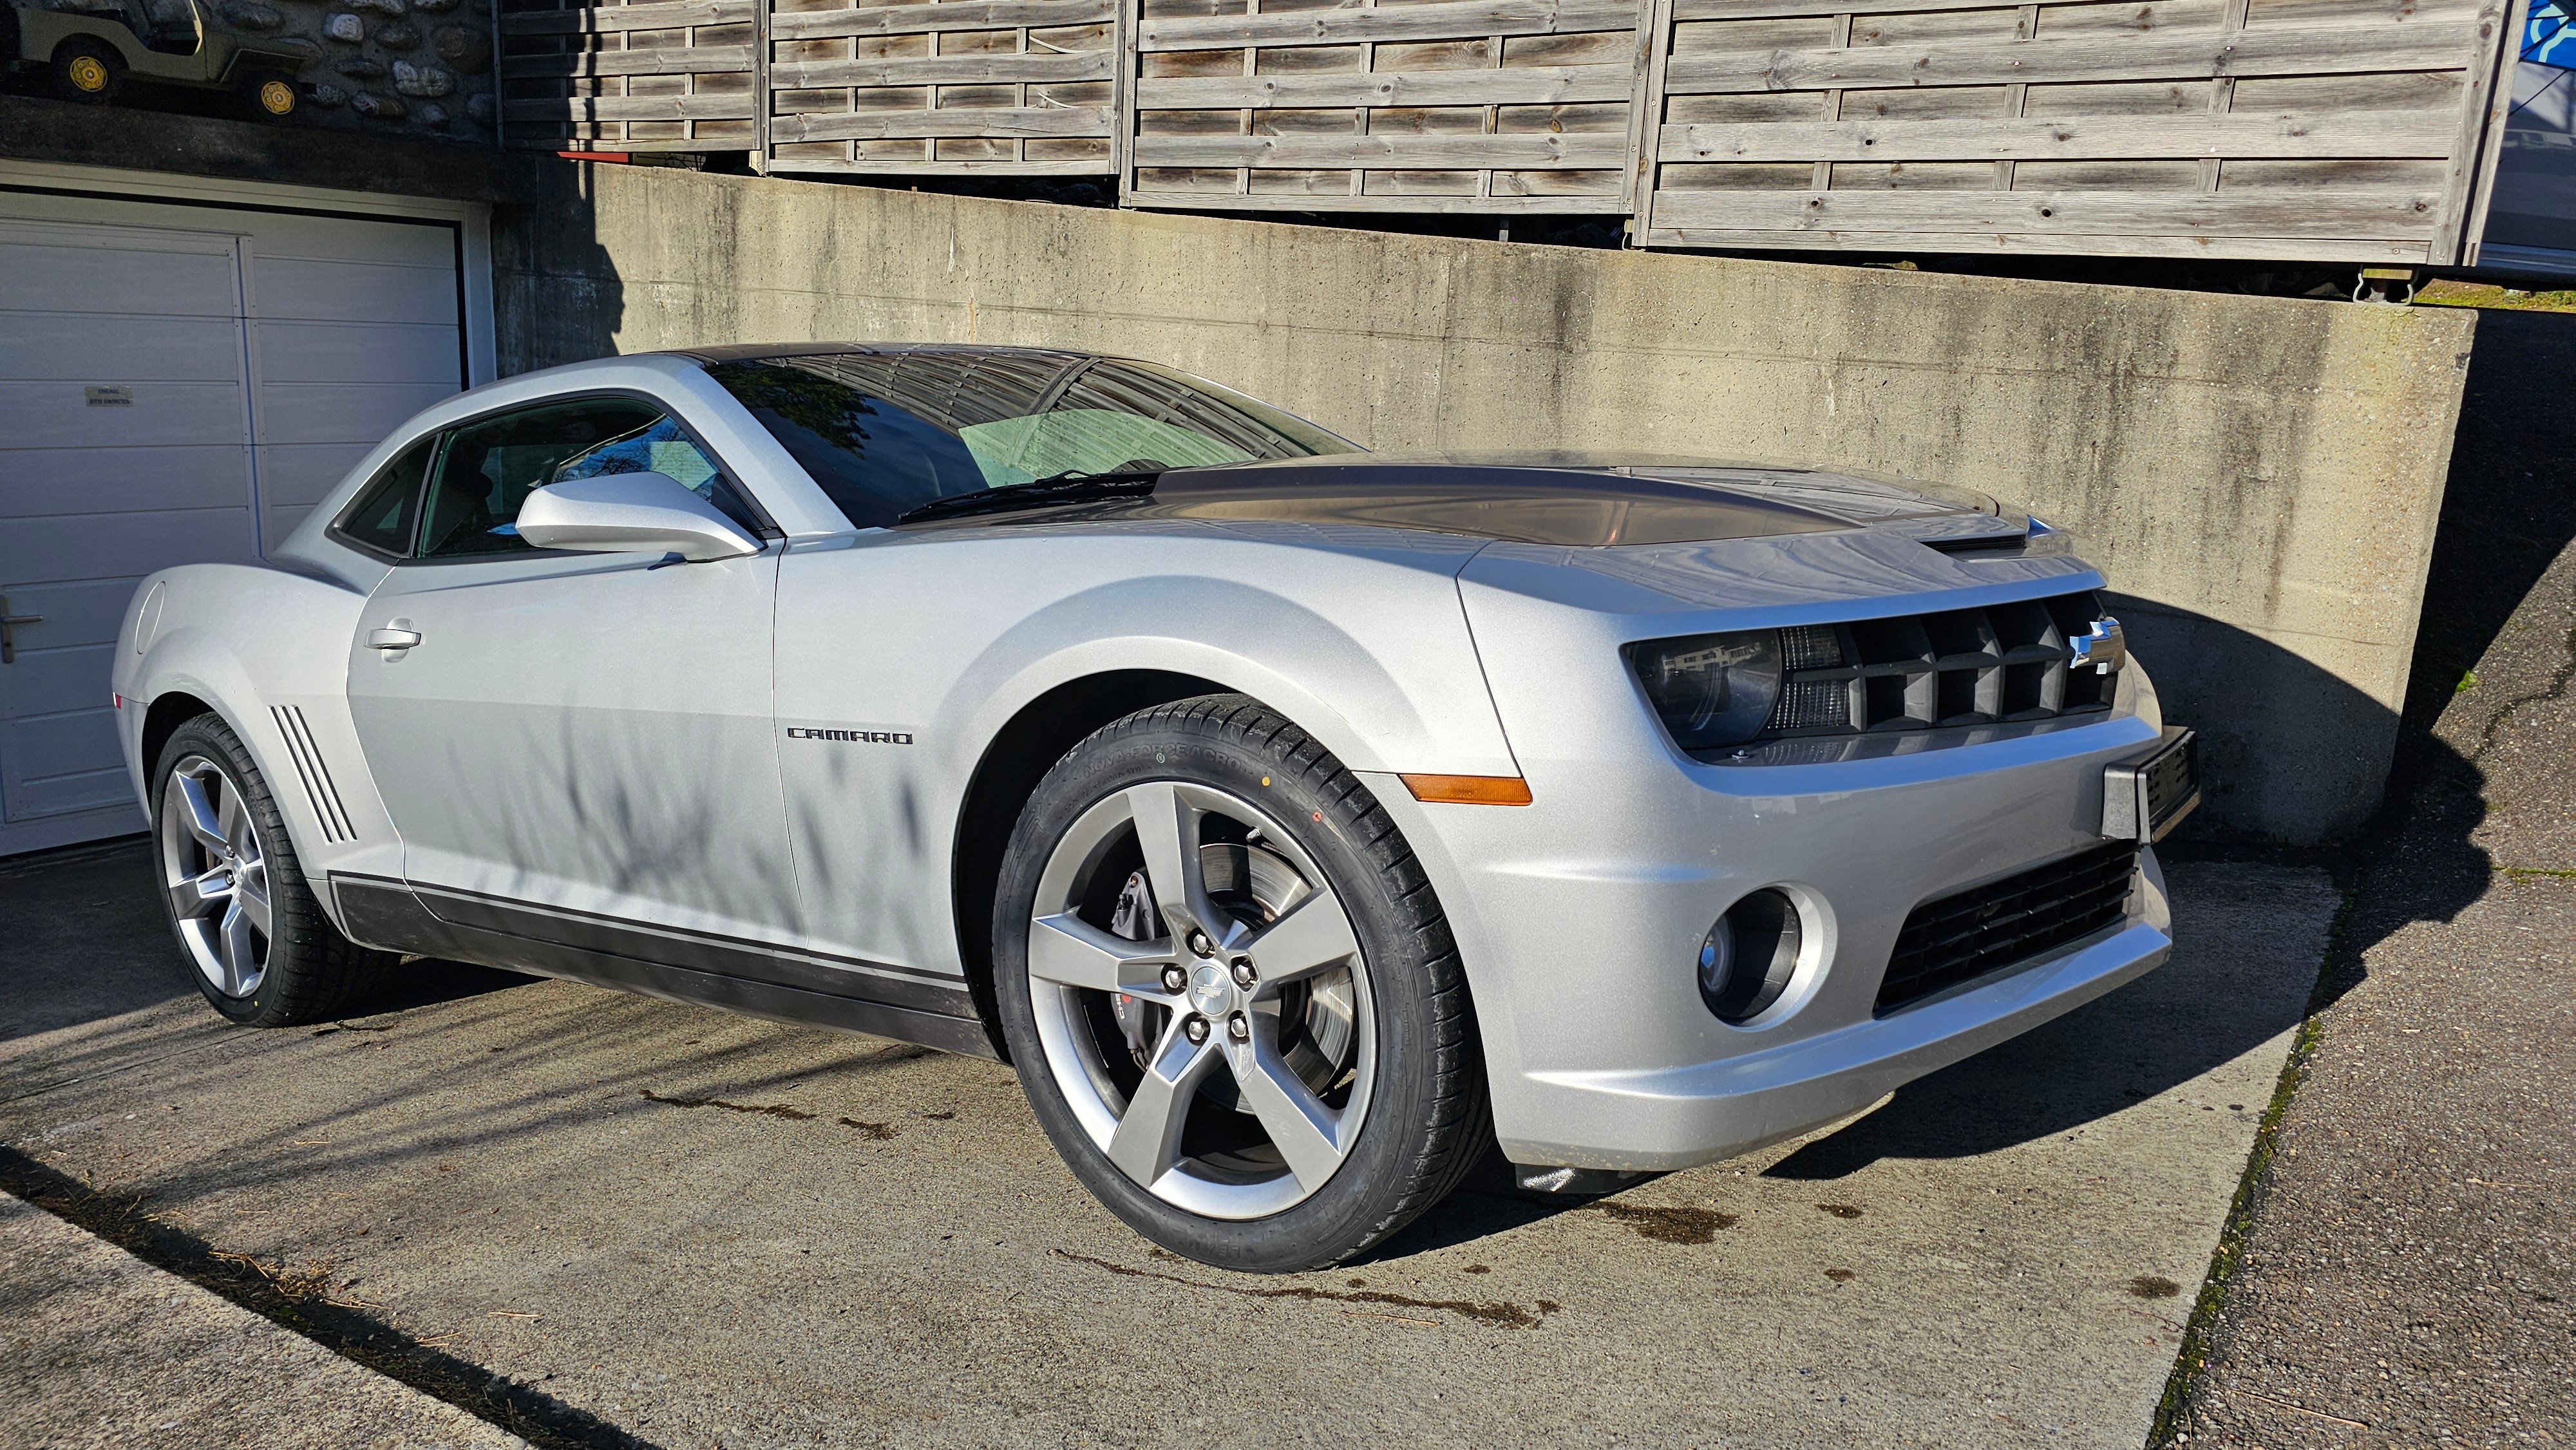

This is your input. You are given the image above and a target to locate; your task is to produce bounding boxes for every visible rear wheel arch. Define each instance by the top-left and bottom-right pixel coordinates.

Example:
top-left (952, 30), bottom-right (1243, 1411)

top-left (142, 692), bottom-right (218, 786)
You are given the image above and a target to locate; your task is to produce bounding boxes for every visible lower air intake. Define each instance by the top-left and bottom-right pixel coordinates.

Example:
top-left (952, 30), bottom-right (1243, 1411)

top-left (1875, 842), bottom-right (2139, 1014)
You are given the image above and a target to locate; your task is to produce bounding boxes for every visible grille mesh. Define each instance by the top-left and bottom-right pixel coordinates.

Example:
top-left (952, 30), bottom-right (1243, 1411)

top-left (1876, 842), bottom-right (2139, 1013)
top-left (1759, 590), bottom-right (2115, 740)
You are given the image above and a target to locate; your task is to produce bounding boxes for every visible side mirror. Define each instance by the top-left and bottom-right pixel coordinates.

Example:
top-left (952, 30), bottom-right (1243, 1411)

top-left (515, 471), bottom-right (761, 561)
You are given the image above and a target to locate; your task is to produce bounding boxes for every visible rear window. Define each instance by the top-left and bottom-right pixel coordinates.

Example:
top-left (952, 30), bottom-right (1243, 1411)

top-left (705, 352), bottom-right (1358, 529)
top-left (330, 435), bottom-right (437, 559)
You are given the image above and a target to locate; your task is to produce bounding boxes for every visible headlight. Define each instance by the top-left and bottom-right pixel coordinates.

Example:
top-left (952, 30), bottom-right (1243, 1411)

top-left (1628, 629), bottom-right (1781, 750)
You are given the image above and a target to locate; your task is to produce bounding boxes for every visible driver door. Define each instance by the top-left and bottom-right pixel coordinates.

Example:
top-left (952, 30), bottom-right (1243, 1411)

top-left (343, 393), bottom-right (800, 954)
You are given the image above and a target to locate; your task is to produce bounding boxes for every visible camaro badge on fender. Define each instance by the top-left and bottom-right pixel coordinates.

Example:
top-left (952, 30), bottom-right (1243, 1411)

top-left (785, 726), bottom-right (914, 745)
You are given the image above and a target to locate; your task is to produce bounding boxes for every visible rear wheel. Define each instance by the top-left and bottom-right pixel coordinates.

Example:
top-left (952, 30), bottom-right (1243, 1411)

top-left (239, 70), bottom-right (298, 120)
top-left (153, 712), bottom-right (390, 1026)
top-left (993, 695), bottom-right (1490, 1272)
top-left (52, 39), bottom-right (120, 103)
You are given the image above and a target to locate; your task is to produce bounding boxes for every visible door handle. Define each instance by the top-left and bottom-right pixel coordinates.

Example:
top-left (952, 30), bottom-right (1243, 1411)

top-left (368, 626), bottom-right (423, 651)
top-left (0, 596), bottom-right (40, 665)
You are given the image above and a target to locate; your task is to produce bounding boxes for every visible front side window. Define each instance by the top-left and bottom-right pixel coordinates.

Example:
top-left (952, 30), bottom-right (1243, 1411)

top-left (705, 352), bottom-right (1358, 530)
top-left (411, 399), bottom-right (767, 560)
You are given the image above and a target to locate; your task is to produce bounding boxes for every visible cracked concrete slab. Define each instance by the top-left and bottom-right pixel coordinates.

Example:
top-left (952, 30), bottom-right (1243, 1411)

top-left (2163, 306), bottom-right (2576, 1449)
top-left (1, 851), bottom-right (2330, 1448)
top-left (0, 1189), bottom-right (527, 1450)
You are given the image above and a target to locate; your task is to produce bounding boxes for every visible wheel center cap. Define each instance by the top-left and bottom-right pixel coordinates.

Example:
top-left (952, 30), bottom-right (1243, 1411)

top-left (1188, 963), bottom-right (1231, 1018)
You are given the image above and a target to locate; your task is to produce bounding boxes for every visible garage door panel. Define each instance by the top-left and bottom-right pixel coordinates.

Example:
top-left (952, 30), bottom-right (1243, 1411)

top-left (0, 509), bottom-right (259, 585)
top-left (255, 319), bottom-right (460, 386)
top-left (248, 214), bottom-right (457, 271)
top-left (0, 233), bottom-right (240, 317)
top-left (254, 258), bottom-right (459, 328)
top-left (254, 381), bottom-right (454, 445)
top-left (0, 314), bottom-right (248, 382)
top-left (4, 648), bottom-right (122, 725)
top-left (0, 446), bottom-right (252, 519)
top-left (1, 192), bottom-right (469, 844)
top-left (258, 442), bottom-right (369, 509)
top-left (266, 502), bottom-right (318, 544)
top-left (6, 762), bottom-right (131, 819)
top-left (0, 381), bottom-right (250, 449)
top-left (0, 578), bottom-right (146, 652)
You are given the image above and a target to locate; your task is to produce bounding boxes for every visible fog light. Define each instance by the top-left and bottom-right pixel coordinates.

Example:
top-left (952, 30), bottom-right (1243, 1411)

top-left (1698, 890), bottom-right (1803, 1022)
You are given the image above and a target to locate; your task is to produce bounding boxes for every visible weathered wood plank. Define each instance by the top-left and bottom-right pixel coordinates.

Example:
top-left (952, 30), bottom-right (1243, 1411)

top-left (500, 0), bottom-right (755, 35)
top-left (1132, 131), bottom-right (1631, 165)
top-left (1640, 223), bottom-right (2433, 260)
top-left (770, 0), bottom-right (1114, 42)
top-left (1130, 187), bottom-right (1631, 211)
top-left (775, 157), bottom-right (1141, 174)
top-left (1657, 108), bottom-right (2458, 161)
top-left (504, 93), bottom-right (759, 120)
top-left (501, 45), bottom-right (752, 78)
top-left (2429, 0), bottom-right (2520, 262)
top-left (1647, 185), bottom-right (2440, 235)
top-left (1135, 62), bottom-right (1633, 107)
top-left (773, 104), bottom-right (1116, 140)
top-left (1662, 21), bottom-right (2480, 93)
top-left (1141, 0), bottom-right (1640, 53)
top-left (773, 50), bottom-right (1116, 87)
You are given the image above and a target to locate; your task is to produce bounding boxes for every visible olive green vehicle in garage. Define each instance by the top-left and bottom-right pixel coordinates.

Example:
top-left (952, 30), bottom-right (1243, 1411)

top-left (4, 0), bottom-right (303, 117)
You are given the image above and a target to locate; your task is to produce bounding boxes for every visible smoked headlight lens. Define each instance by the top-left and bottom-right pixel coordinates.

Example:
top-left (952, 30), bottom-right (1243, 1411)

top-left (1629, 630), bottom-right (1782, 750)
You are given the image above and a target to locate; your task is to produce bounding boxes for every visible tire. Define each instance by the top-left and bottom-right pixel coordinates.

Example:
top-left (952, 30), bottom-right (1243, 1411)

top-left (992, 694), bottom-right (1490, 1272)
top-left (239, 70), bottom-right (298, 121)
top-left (52, 39), bottom-right (120, 104)
top-left (152, 711), bottom-right (391, 1027)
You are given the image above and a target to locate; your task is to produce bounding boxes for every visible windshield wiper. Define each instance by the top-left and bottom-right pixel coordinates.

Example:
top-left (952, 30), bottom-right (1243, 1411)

top-left (893, 468), bottom-right (1164, 526)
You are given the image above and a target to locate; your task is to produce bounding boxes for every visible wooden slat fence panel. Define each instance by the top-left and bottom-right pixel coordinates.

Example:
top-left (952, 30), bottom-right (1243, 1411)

top-left (1636, 0), bottom-right (2527, 263)
top-left (766, 0), bottom-right (1126, 174)
top-left (1123, 0), bottom-right (1656, 212)
top-left (501, 0), bottom-right (760, 150)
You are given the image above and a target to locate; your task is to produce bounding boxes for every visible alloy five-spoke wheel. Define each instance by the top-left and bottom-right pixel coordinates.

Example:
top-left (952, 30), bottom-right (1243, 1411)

top-left (160, 755), bottom-right (274, 999)
top-left (151, 711), bottom-right (390, 1026)
top-left (994, 695), bottom-right (1490, 1272)
top-left (1027, 779), bottom-right (1376, 1219)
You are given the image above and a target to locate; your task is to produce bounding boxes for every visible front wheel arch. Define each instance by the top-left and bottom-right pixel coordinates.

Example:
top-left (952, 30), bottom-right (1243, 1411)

top-left (950, 670), bottom-right (1227, 1058)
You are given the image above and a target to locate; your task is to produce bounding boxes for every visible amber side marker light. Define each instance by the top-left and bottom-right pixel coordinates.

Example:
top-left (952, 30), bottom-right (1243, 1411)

top-left (1400, 774), bottom-right (1533, 806)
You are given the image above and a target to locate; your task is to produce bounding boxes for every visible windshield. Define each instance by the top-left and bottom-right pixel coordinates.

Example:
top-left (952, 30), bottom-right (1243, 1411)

top-left (703, 350), bottom-right (1361, 529)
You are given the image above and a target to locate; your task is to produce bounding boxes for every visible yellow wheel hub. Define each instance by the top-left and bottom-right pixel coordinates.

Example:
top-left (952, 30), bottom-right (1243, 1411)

top-left (258, 79), bottom-right (295, 115)
top-left (66, 55), bottom-right (109, 92)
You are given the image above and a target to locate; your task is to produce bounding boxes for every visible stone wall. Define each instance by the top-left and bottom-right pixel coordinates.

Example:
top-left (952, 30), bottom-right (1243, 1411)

top-left (495, 163), bottom-right (2481, 844)
top-left (144, 0), bottom-right (495, 138)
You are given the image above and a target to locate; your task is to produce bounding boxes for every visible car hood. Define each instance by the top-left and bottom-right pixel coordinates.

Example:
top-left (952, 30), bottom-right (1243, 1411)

top-left (1126, 451), bottom-right (2034, 550)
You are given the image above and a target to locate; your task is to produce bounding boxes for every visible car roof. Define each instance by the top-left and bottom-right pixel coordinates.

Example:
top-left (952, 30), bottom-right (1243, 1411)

top-left (667, 342), bottom-right (1104, 365)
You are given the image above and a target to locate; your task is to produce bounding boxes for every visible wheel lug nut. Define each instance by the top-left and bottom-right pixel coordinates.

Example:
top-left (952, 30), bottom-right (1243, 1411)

top-left (1160, 965), bottom-right (1188, 993)
top-left (1186, 929), bottom-right (1215, 959)
top-left (1182, 1015), bottom-right (1210, 1045)
top-left (1230, 959), bottom-right (1257, 988)
top-left (1227, 1012), bottom-right (1250, 1042)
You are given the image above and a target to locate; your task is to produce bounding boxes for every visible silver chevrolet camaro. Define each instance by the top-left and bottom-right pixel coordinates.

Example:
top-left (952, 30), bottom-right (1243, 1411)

top-left (113, 344), bottom-right (2198, 1272)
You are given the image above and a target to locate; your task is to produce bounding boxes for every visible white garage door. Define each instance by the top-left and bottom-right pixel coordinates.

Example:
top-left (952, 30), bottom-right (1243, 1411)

top-left (0, 180), bottom-right (482, 856)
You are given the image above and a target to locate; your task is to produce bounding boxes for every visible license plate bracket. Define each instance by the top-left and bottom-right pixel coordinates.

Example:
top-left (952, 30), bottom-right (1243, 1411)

top-left (2102, 727), bottom-right (2199, 843)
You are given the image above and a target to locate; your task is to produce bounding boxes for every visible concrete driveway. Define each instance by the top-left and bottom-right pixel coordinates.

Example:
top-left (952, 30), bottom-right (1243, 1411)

top-left (1, 845), bottom-right (2333, 1449)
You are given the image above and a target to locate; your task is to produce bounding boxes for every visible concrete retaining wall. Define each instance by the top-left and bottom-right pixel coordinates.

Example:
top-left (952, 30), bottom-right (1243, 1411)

top-left (495, 164), bottom-right (2478, 843)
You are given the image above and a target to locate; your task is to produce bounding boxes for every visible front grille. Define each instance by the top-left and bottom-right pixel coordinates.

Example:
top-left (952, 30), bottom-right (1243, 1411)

top-left (1875, 842), bottom-right (2139, 1013)
top-left (1759, 590), bottom-right (2115, 739)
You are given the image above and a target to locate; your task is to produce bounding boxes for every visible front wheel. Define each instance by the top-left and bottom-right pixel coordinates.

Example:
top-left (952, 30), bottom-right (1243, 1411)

top-left (153, 711), bottom-right (390, 1026)
top-left (992, 695), bottom-right (1490, 1272)
top-left (240, 71), bottom-right (298, 121)
top-left (52, 39), bottom-right (122, 103)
